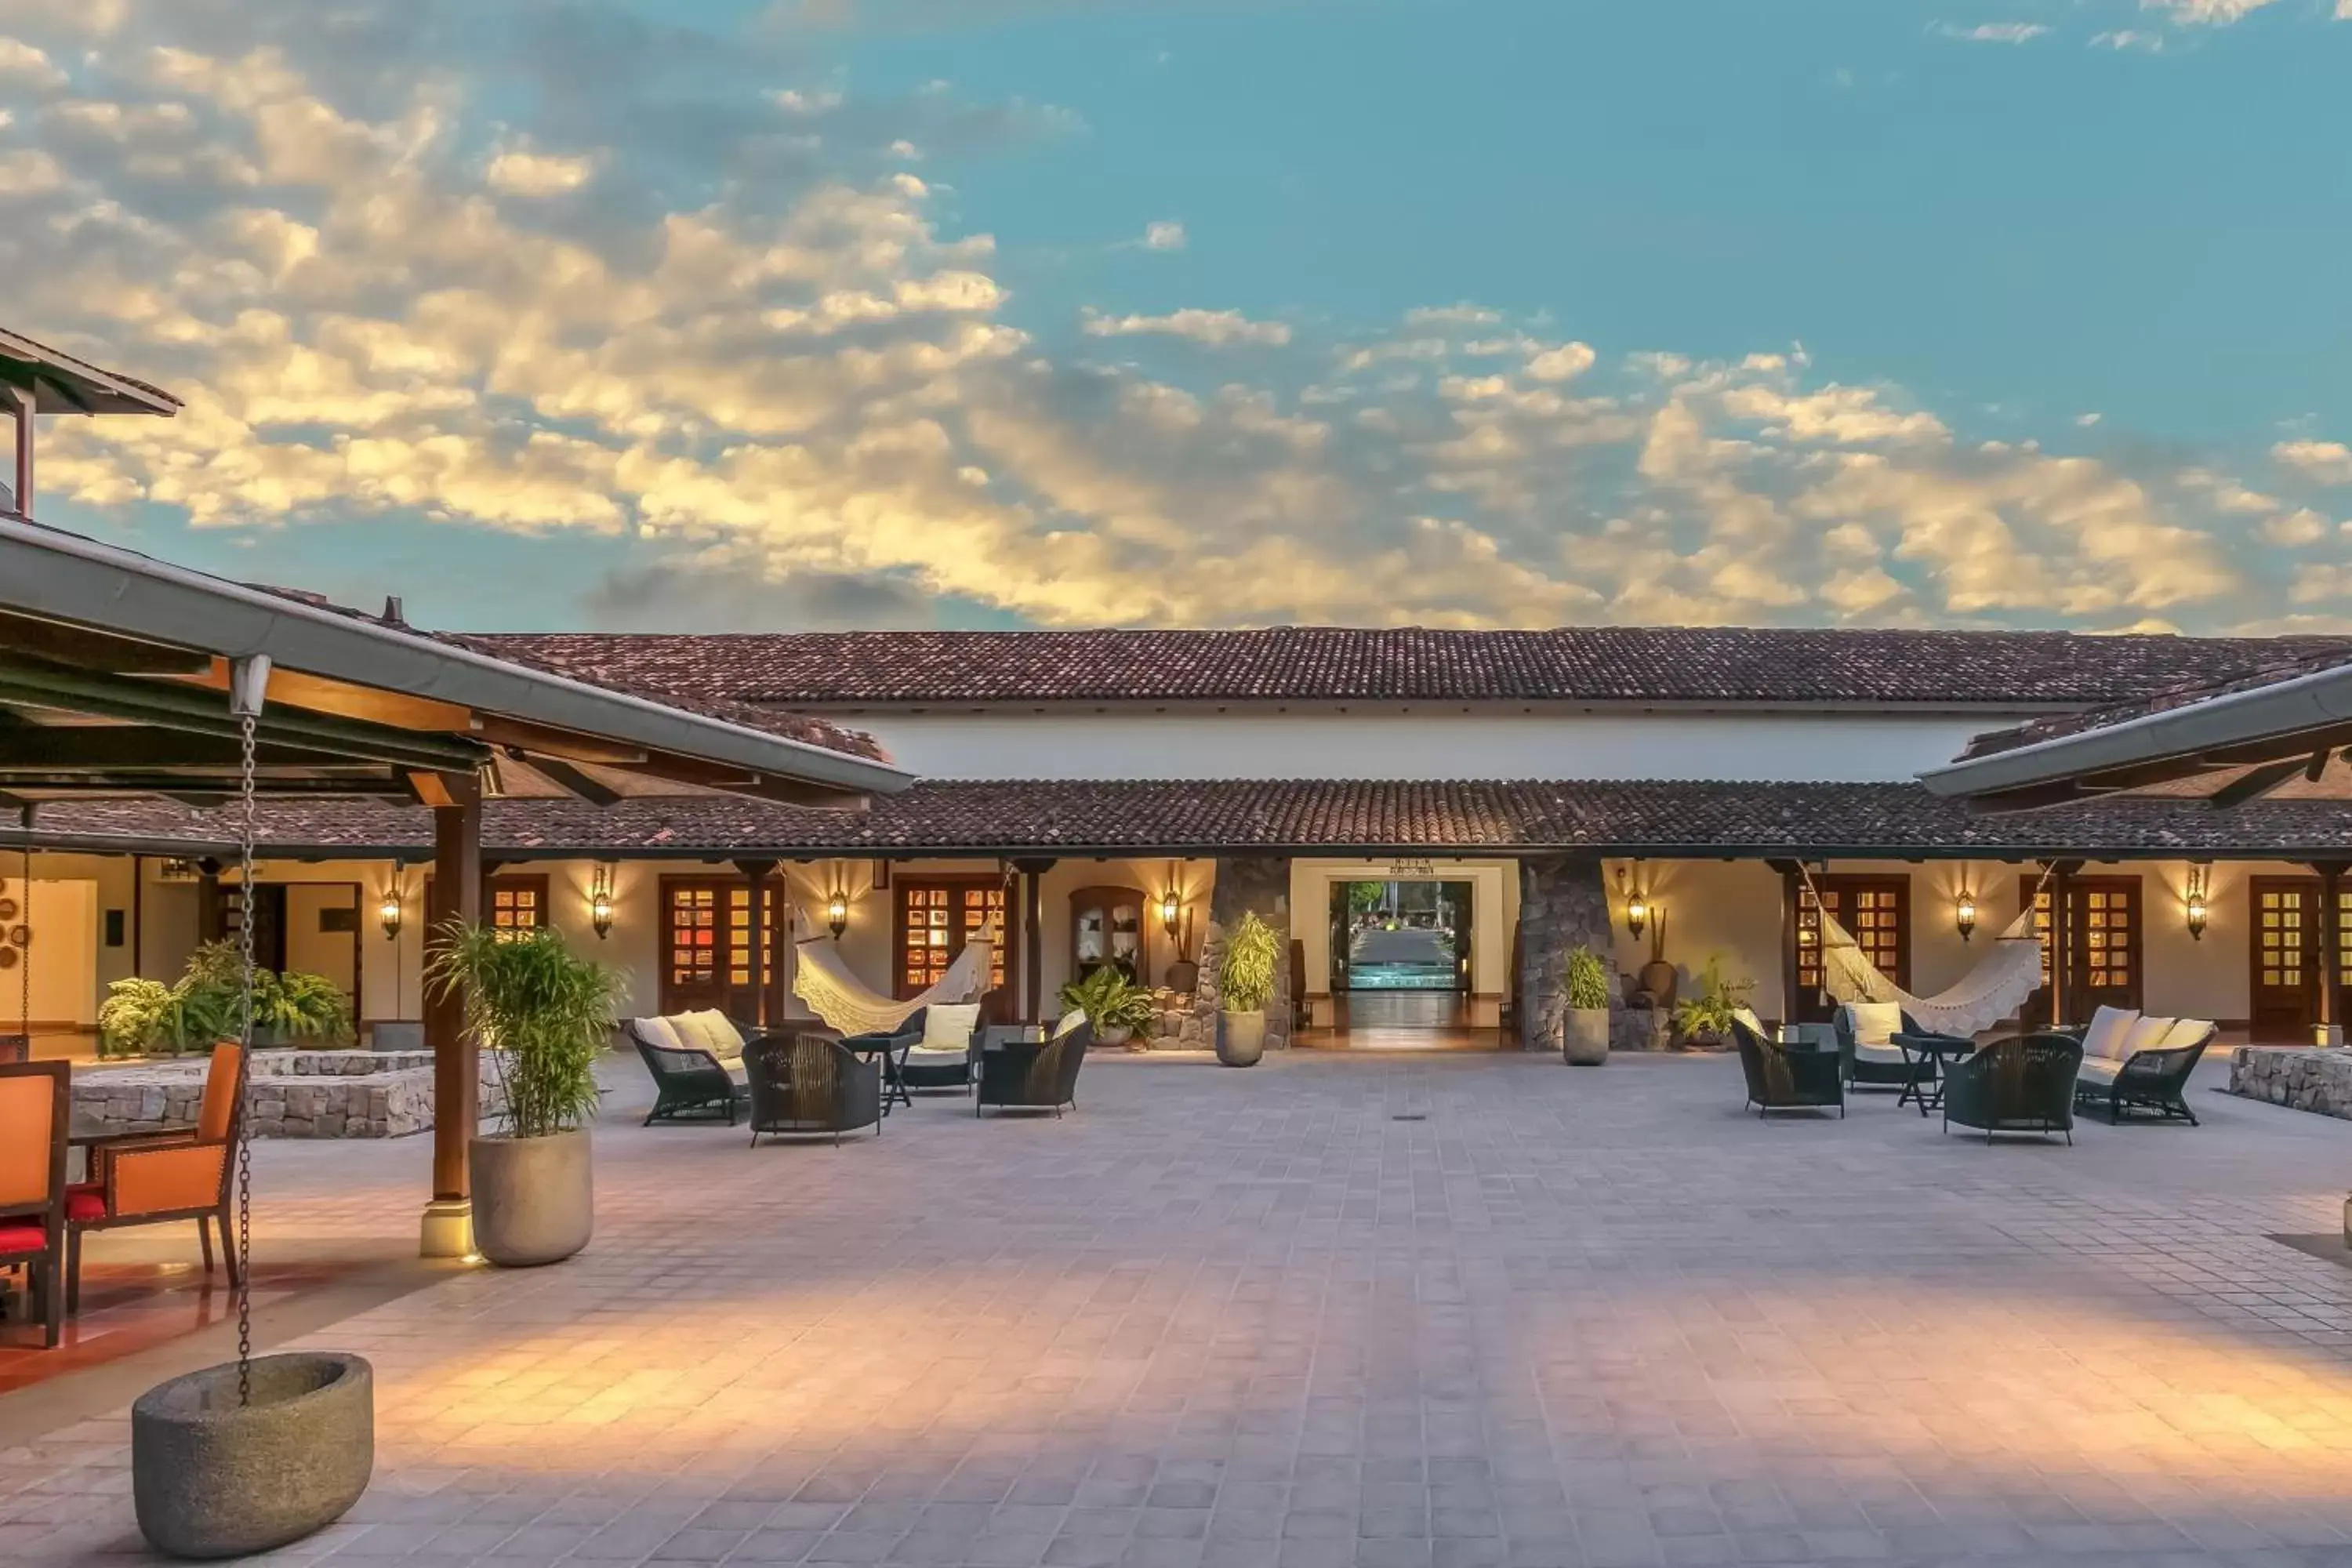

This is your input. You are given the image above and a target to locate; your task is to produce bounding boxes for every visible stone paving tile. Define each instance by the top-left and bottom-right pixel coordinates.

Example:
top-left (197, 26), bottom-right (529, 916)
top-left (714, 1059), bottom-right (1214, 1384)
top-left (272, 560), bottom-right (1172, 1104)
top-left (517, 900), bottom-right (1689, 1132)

top-left (10, 1052), bottom-right (2352, 1565)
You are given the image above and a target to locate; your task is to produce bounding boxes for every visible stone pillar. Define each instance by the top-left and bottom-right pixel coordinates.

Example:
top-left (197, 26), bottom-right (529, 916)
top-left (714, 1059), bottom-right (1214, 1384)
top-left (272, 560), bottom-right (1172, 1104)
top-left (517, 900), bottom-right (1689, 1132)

top-left (1185, 856), bottom-right (1294, 1051)
top-left (1515, 855), bottom-right (1623, 1054)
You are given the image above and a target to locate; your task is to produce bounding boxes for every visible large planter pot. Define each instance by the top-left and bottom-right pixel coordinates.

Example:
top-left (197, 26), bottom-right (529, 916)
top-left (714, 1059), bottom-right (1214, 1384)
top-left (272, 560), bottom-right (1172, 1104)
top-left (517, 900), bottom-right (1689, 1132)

top-left (1094, 1024), bottom-right (1134, 1049)
top-left (1218, 1010), bottom-right (1266, 1068)
top-left (133, 1352), bottom-right (373, 1559)
top-left (1563, 1007), bottom-right (1610, 1066)
top-left (469, 1128), bottom-right (593, 1267)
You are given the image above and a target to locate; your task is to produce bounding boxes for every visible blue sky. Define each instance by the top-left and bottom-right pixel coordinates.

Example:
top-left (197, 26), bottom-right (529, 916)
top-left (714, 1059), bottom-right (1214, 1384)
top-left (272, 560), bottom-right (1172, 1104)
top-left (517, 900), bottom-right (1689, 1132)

top-left (3, 0), bottom-right (2348, 633)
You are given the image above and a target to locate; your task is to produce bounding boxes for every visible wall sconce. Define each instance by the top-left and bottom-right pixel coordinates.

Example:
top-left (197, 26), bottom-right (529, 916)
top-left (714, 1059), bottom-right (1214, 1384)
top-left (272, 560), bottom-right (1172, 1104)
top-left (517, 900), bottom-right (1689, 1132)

top-left (589, 864), bottom-right (616, 941)
top-left (1955, 889), bottom-right (1978, 943)
top-left (1160, 886), bottom-right (1182, 937)
top-left (826, 885), bottom-right (851, 940)
top-left (1617, 864), bottom-right (1649, 940)
top-left (2186, 864), bottom-right (2210, 942)
top-left (378, 873), bottom-right (405, 942)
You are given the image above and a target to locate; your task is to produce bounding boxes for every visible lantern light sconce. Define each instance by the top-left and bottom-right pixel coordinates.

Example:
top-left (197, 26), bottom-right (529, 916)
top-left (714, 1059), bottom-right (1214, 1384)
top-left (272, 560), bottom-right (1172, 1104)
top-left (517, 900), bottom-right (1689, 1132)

top-left (589, 864), bottom-right (616, 941)
top-left (1160, 886), bottom-right (1182, 937)
top-left (1617, 864), bottom-right (1650, 941)
top-left (378, 872), bottom-right (405, 942)
top-left (826, 884), bottom-right (851, 940)
top-left (1955, 889), bottom-right (1978, 943)
top-left (2186, 865), bottom-right (2210, 942)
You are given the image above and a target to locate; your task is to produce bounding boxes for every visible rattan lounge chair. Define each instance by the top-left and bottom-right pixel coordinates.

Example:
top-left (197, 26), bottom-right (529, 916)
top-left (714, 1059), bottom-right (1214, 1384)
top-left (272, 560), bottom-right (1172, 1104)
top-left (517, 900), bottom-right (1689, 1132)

top-left (626, 1019), bottom-right (746, 1127)
top-left (2074, 1019), bottom-right (2215, 1125)
top-left (1943, 1033), bottom-right (2082, 1144)
top-left (745, 1033), bottom-right (883, 1145)
top-left (1732, 1018), bottom-right (1844, 1118)
top-left (976, 1019), bottom-right (1092, 1117)
top-left (1836, 1004), bottom-right (1964, 1094)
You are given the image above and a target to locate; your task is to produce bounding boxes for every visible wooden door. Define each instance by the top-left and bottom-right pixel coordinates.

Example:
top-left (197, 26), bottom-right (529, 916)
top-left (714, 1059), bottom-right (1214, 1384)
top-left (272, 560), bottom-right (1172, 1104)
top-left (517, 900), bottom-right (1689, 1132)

top-left (895, 877), bottom-right (1013, 1001)
top-left (1790, 875), bottom-right (1911, 1023)
top-left (2018, 874), bottom-right (2143, 1028)
top-left (659, 878), bottom-right (788, 1022)
top-left (2249, 877), bottom-right (2318, 1041)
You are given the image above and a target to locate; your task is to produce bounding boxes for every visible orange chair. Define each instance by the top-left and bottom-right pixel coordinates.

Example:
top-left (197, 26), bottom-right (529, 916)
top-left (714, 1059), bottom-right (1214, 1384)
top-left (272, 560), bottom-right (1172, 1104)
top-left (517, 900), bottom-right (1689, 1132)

top-left (0, 1062), bottom-right (71, 1347)
top-left (67, 1041), bottom-right (247, 1308)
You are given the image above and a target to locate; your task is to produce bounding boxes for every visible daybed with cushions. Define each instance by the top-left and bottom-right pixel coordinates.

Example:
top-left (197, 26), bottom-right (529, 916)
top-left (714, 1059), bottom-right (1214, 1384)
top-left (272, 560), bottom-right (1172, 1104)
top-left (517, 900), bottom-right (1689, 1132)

top-left (626, 1011), bottom-right (751, 1126)
top-left (1944, 1033), bottom-right (2082, 1143)
top-left (2067, 1005), bottom-right (2216, 1125)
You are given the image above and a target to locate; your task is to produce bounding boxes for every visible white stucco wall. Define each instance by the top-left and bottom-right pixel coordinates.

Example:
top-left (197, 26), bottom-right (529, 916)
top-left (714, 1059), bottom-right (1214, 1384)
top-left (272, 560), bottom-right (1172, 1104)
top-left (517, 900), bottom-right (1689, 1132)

top-left (837, 708), bottom-right (2047, 783)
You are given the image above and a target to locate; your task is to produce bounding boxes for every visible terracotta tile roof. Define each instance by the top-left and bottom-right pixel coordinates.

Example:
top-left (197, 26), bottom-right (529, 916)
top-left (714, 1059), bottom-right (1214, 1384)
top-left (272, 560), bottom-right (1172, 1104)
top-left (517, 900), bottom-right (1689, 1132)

top-left (468, 627), bottom-right (2352, 710)
top-left (1961, 643), bottom-right (2352, 761)
top-left (22, 779), bottom-right (2352, 858)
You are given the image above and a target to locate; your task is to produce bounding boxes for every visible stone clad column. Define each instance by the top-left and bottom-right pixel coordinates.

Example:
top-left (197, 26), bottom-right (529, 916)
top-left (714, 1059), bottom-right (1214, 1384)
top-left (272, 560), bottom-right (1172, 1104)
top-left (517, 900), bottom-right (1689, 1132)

top-left (1186, 856), bottom-right (1294, 1051)
top-left (1515, 855), bottom-right (1621, 1054)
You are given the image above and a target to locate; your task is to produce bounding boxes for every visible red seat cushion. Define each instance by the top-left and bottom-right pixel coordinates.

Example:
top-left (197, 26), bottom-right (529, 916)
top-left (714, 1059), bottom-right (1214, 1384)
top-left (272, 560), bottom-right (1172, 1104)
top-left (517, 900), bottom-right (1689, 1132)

top-left (65, 1183), bottom-right (107, 1222)
top-left (0, 1219), bottom-right (48, 1254)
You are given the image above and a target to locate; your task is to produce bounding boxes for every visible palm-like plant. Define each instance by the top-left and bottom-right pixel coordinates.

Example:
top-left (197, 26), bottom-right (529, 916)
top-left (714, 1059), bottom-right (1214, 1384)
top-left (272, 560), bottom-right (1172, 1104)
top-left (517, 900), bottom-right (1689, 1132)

top-left (1058, 967), bottom-right (1157, 1033)
top-left (1219, 912), bottom-right (1281, 1014)
top-left (426, 920), bottom-right (624, 1139)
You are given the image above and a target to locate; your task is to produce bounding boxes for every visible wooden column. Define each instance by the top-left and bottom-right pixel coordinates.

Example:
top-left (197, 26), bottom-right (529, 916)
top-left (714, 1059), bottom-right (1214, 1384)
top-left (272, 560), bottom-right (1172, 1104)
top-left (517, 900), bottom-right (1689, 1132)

top-left (2318, 862), bottom-right (2344, 1038)
top-left (420, 773), bottom-right (481, 1257)
top-left (196, 858), bottom-right (226, 943)
top-left (1767, 859), bottom-right (1802, 1026)
top-left (735, 858), bottom-right (778, 1030)
top-left (1013, 858), bottom-right (1056, 1021)
top-left (2046, 860), bottom-right (2074, 1029)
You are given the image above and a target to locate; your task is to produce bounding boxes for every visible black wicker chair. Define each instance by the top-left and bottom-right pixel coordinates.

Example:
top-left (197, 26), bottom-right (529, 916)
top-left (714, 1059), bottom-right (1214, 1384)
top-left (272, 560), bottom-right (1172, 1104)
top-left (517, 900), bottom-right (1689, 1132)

top-left (1732, 1018), bottom-right (1844, 1118)
top-left (976, 1020), bottom-right (1092, 1117)
top-left (626, 1020), bottom-right (745, 1127)
top-left (745, 1033), bottom-right (884, 1145)
top-left (1835, 1005), bottom-right (1962, 1094)
top-left (1943, 1033), bottom-right (2082, 1144)
top-left (2075, 1023), bottom-right (2214, 1125)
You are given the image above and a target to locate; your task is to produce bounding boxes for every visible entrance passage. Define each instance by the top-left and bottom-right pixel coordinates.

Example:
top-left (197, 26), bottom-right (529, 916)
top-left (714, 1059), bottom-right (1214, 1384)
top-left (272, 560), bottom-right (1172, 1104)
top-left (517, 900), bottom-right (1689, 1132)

top-left (1330, 880), bottom-right (1471, 996)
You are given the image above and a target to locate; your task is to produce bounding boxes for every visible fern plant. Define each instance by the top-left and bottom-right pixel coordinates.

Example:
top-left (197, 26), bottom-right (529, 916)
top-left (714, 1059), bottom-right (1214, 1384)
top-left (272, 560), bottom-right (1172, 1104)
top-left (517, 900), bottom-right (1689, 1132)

top-left (427, 920), bottom-right (624, 1139)
top-left (99, 979), bottom-right (175, 1058)
top-left (1218, 912), bottom-right (1281, 1014)
top-left (1564, 946), bottom-right (1610, 1011)
top-left (1671, 955), bottom-right (1755, 1041)
top-left (1058, 967), bottom-right (1156, 1033)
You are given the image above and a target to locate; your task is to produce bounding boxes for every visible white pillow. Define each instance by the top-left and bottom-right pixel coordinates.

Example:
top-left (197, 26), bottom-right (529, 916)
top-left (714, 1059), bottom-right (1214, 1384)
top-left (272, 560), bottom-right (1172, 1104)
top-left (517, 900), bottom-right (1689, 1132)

top-left (2122, 1014), bottom-right (2177, 1059)
top-left (692, 1010), bottom-right (746, 1054)
top-left (633, 1015), bottom-right (686, 1053)
top-left (1052, 1009), bottom-right (1087, 1039)
top-left (2163, 1018), bottom-right (2215, 1049)
top-left (1842, 1002), bottom-right (1903, 1048)
top-left (922, 1004), bottom-right (981, 1051)
top-left (2079, 1005), bottom-right (2138, 1062)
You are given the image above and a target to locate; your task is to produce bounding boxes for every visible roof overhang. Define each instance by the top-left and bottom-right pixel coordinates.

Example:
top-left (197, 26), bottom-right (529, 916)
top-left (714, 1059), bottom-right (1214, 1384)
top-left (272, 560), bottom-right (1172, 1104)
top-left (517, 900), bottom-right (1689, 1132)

top-left (0, 517), bottom-right (913, 807)
top-left (1921, 659), bottom-right (2352, 814)
top-left (0, 328), bottom-right (181, 418)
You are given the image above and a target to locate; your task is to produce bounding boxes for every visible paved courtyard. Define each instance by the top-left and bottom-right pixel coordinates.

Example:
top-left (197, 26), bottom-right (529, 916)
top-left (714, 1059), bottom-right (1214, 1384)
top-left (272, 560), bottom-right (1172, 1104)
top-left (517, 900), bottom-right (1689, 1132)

top-left (9, 1049), bottom-right (2352, 1566)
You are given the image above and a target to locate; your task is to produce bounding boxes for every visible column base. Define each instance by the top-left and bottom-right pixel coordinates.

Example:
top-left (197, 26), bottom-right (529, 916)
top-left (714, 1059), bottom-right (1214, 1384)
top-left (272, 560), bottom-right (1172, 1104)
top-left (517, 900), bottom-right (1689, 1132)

top-left (419, 1197), bottom-right (474, 1259)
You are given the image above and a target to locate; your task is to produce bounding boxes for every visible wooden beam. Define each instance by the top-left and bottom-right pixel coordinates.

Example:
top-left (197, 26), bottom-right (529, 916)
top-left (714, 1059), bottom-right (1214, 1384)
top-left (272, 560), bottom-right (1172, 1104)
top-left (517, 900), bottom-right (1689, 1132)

top-left (2320, 863), bottom-right (2344, 1036)
top-left (471, 716), bottom-right (649, 768)
top-left (524, 754), bottom-right (622, 808)
top-left (0, 728), bottom-right (379, 771)
top-left (408, 771), bottom-right (462, 809)
top-left (2209, 759), bottom-right (2305, 811)
top-left (172, 659), bottom-right (478, 735)
top-left (0, 610), bottom-right (215, 675)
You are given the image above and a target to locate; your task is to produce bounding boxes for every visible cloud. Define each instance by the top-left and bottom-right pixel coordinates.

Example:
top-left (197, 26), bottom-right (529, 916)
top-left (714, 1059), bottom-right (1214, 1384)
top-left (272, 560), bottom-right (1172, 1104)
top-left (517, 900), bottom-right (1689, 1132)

top-left (2276, 441), bottom-right (2352, 486)
top-left (1933, 22), bottom-right (2049, 42)
top-left (1082, 308), bottom-right (1291, 347)
top-left (583, 561), bottom-right (946, 631)
top-left (485, 144), bottom-right (600, 197)
top-left (2092, 29), bottom-right (2168, 48)
top-left (1142, 220), bottom-right (1185, 252)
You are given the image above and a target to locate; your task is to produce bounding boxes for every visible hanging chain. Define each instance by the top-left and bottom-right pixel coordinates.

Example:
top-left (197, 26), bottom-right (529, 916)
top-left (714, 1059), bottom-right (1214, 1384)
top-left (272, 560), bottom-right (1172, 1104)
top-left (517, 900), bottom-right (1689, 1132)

top-left (235, 712), bottom-right (257, 1406)
top-left (16, 843), bottom-right (28, 1054)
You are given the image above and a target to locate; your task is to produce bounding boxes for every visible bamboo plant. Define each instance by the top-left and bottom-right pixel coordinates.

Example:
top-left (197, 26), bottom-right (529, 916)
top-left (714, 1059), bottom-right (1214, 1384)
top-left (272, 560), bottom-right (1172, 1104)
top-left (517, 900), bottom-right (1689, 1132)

top-left (426, 920), bottom-right (624, 1138)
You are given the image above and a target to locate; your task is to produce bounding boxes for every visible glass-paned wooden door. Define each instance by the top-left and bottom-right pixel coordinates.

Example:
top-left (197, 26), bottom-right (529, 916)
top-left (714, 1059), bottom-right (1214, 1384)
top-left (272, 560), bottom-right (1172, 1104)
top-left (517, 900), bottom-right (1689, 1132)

top-left (659, 879), bottom-right (788, 1022)
top-left (1790, 875), bottom-right (1910, 1023)
top-left (895, 878), bottom-right (1013, 1000)
top-left (2249, 877), bottom-right (2318, 1042)
top-left (2017, 874), bottom-right (2142, 1028)
top-left (488, 875), bottom-right (548, 941)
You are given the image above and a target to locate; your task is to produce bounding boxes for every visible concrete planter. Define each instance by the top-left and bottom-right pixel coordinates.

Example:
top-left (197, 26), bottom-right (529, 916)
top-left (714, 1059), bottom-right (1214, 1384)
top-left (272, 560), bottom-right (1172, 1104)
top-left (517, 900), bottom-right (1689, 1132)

top-left (1563, 1007), bottom-right (1610, 1065)
top-left (133, 1352), bottom-right (373, 1559)
top-left (1094, 1024), bottom-right (1135, 1049)
top-left (1219, 1011), bottom-right (1267, 1068)
top-left (470, 1128), bottom-right (593, 1267)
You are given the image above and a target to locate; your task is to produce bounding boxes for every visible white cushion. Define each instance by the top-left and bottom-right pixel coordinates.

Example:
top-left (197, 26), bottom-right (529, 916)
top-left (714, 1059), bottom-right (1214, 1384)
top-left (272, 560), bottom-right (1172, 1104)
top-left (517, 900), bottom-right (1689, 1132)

top-left (691, 1010), bottom-right (746, 1054)
top-left (2122, 1014), bottom-right (2177, 1060)
top-left (2164, 1018), bottom-right (2215, 1049)
top-left (670, 1011), bottom-right (743, 1065)
top-left (633, 1015), bottom-right (686, 1053)
top-left (923, 1004), bottom-right (981, 1051)
top-left (905, 1044), bottom-right (967, 1063)
top-left (1853, 1044), bottom-right (1908, 1067)
top-left (2076, 1057), bottom-right (2122, 1085)
top-left (1842, 1002), bottom-right (1904, 1049)
top-left (2079, 1005), bottom-right (2139, 1062)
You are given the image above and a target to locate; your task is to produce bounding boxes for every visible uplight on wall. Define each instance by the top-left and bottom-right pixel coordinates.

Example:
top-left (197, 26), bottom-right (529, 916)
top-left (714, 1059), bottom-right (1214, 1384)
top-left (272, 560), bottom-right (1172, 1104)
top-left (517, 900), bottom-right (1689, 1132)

top-left (1955, 890), bottom-right (1978, 943)
top-left (589, 864), bottom-right (616, 941)
top-left (1617, 864), bottom-right (1650, 940)
top-left (2186, 864), bottom-right (2210, 942)
top-left (378, 873), bottom-right (405, 941)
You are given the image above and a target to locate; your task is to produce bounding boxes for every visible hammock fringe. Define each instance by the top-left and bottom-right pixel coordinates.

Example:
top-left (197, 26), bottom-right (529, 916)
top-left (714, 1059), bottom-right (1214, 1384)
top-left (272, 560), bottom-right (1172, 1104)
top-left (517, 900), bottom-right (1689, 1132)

top-left (1816, 906), bottom-right (2045, 1036)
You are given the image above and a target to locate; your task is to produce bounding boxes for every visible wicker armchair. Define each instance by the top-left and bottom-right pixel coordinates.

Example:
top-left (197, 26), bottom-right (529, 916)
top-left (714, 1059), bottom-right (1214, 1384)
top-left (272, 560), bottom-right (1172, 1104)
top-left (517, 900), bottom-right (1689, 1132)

top-left (1943, 1033), bottom-right (2082, 1144)
top-left (745, 1033), bottom-right (883, 1145)
top-left (976, 1019), bottom-right (1092, 1117)
top-left (2076, 1022), bottom-right (2214, 1125)
top-left (1732, 1018), bottom-right (1844, 1118)
top-left (626, 1020), bottom-right (745, 1127)
top-left (1836, 1005), bottom-right (1962, 1093)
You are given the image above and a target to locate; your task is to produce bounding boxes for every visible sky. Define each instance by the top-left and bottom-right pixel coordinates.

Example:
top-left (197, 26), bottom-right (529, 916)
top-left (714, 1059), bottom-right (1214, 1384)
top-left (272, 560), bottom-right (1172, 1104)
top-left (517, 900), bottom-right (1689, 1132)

top-left (2, 0), bottom-right (2349, 635)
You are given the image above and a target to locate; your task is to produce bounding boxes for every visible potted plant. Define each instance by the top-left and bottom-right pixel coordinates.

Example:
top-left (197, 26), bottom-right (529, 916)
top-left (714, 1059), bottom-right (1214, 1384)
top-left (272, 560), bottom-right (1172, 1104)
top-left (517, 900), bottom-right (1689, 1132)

top-left (1670, 955), bottom-right (1753, 1051)
top-left (1562, 946), bottom-right (1611, 1065)
top-left (253, 970), bottom-right (356, 1047)
top-left (1216, 911), bottom-right (1280, 1068)
top-left (427, 920), bottom-right (622, 1267)
top-left (1058, 967), bottom-right (1156, 1049)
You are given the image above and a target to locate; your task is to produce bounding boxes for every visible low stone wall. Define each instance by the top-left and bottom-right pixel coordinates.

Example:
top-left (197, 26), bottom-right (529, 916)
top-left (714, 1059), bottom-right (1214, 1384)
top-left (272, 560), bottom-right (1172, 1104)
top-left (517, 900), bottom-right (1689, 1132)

top-left (73, 1049), bottom-right (505, 1140)
top-left (2230, 1047), bottom-right (2352, 1121)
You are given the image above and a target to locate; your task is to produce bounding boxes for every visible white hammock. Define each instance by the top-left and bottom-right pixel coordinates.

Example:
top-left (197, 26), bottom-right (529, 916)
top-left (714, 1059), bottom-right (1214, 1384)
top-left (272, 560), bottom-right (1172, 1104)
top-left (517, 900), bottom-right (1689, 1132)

top-left (1815, 906), bottom-right (2045, 1037)
top-left (790, 924), bottom-right (996, 1036)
